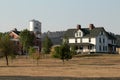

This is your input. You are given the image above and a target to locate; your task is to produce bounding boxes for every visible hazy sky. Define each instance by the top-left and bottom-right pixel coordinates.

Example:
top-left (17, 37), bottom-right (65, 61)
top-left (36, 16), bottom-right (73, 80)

top-left (0, 0), bottom-right (120, 34)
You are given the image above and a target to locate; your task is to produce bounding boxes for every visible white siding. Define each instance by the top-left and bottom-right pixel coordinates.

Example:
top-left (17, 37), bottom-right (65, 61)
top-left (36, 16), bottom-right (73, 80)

top-left (77, 39), bottom-right (80, 43)
top-left (90, 38), bottom-right (96, 45)
top-left (82, 38), bottom-right (89, 43)
top-left (69, 39), bottom-right (75, 43)
top-left (82, 38), bottom-right (96, 44)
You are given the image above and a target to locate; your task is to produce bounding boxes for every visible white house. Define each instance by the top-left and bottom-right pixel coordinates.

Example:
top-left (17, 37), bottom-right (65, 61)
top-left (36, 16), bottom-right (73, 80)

top-left (65, 24), bottom-right (116, 54)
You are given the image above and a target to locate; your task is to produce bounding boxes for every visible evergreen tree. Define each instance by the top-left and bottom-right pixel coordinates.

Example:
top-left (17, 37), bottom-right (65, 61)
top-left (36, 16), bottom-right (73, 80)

top-left (42, 35), bottom-right (53, 54)
top-left (59, 42), bottom-right (72, 64)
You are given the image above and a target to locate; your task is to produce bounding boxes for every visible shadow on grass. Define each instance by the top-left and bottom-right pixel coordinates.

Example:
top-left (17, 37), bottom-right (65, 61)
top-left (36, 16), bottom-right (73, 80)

top-left (0, 63), bottom-right (117, 68)
top-left (0, 65), bottom-right (69, 68)
top-left (78, 64), bottom-right (117, 66)
top-left (0, 66), bottom-right (38, 68)
top-left (75, 54), bottom-right (103, 58)
top-left (0, 76), bottom-right (120, 80)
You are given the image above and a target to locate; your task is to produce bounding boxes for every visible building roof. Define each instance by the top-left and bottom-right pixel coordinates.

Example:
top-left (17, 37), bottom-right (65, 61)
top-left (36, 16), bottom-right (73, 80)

top-left (11, 28), bottom-right (21, 35)
top-left (9, 28), bottom-right (21, 39)
top-left (13, 30), bottom-right (20, 35)
top-left (65, 27), bottom-right (116, 39)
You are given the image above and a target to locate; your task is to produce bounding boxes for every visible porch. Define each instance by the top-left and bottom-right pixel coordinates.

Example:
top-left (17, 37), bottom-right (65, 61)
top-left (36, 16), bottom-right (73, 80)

top-left (70, 43), bottom-right (95, 54)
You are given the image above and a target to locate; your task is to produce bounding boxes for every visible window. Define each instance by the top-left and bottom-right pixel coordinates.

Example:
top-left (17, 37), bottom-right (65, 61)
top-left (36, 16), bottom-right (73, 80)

top-left (88, 45), bottom-right (92, 50)
top-left (79, 32), bottom-right (81, 37)
top-left (36, 23), bottom-right (39, 26)
top-left (75, 31), bottom-right (83, 37)
top-left (34, 27), bottom-right (38, 29)
top-left (99, 38), bottom-right (101, 43)
top-left (103, 46), bottom-right (105, 51)
top-left (89, 38), bottom-right (91, 42)
top-left (75, 46), bottom-right (78, 50)
top-left (112, 40), bottom-right (114, 44)
top-left (105, 46), bottom-right (107, 51)
top-left (80, 46), bottom-right (83, 50)
top-left (76, 33), bottom-right (78, 37)
top-left (101, 32), bottom-right (104, 35)
top-left (75, 33), bottom-right (78, 37)
top-left (103, 38), bottom-right (105, 43)
top-left (75, 39), bottom-right (77, 43)
top-left (99, 45), bottom-right (101, 51)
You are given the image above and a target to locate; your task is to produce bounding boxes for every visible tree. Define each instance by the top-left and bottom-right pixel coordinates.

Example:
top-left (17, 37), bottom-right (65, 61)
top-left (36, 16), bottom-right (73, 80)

top-left (59, 42), bottom-right (72, 64)
top-left (29, 47), bottom-right (36, 59)
top-left (0, 32), bottom-right (3, 38)
top-left (51, 46), bottom-right (61, 58)
top-left (0, 34), bottom-right (17, 66)
top-left (29, 47), bottom-right (40, 65)
top-left (42, 35), bottom-right (53, 54)
top-left (19, 29), bottom-right (35, 55)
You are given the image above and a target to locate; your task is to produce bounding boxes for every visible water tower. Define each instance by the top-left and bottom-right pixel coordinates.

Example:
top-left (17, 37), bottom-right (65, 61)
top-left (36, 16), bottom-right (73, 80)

top-left (29, 19), bottom-right (41, 38)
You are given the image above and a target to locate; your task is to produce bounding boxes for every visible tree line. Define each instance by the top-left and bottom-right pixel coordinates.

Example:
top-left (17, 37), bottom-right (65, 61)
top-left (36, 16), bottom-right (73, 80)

top-left (0, 29), bottom-right (74, 66)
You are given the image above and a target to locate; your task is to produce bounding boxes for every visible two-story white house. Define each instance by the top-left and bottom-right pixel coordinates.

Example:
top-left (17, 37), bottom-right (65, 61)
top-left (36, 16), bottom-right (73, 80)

top-left (65, 24), bottom-right (116, 54)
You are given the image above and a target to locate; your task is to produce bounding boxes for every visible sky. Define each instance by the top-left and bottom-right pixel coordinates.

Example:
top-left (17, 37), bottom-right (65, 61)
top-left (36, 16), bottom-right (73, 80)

top-left (0, 0), bottom-right (120, 34)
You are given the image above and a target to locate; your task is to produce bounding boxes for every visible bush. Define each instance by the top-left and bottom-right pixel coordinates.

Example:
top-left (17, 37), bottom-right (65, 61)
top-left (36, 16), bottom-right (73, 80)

top-left (51, 46), bottom-right (60, 58)
top-left (52, 52), bottom-right (60, 58)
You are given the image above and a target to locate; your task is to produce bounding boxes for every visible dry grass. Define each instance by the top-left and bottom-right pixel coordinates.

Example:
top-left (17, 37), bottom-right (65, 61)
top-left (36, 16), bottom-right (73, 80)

top-left (0, 54), bottom-right (120, 80)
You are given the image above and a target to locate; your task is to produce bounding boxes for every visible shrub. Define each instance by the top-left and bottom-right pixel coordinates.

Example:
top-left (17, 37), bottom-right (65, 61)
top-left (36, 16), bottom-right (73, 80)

top-left (51, 46), bottom-right (60, 58)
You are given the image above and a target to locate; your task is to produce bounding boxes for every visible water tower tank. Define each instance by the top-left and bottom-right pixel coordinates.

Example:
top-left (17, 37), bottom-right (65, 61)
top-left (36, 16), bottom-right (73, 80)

top-left (29, 19), bottom-right (41, 38)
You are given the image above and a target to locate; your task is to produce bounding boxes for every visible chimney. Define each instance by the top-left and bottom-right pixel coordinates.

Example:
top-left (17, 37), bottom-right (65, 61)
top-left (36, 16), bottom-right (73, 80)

top-left (89, 24), bottom-right (95, 30)
top-left (77, 24), bottom-right (81, 30)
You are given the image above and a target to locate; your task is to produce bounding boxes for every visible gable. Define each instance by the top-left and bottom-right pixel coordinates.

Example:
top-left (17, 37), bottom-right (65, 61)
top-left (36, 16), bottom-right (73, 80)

top-left (9, 31), bottom-right (20, 39)
top-left (75, 29), bottom-right (84, 37)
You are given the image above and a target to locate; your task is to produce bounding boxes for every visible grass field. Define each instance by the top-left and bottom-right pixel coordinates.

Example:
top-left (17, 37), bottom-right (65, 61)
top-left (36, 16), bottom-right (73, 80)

top-left (0, 54), bottom-right (120, 80)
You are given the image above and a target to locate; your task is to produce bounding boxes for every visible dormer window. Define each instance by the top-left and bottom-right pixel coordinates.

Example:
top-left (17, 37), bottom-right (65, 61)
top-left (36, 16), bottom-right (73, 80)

top-left (75, 30), bottom-right (83, 37)
top-left (76, 33), bottom-right (78, 37)
top-left (79, 32), bottom-right (81, 37)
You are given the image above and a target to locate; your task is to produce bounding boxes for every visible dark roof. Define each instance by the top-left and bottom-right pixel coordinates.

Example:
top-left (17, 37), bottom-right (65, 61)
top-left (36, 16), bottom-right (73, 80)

top-left (83, 27), bottom-right (105, 37)
top-left (11, 28), bottom-right (21, 35)
top-left (106, 32), bottom-right (116, 39)
top-left (13, 31), bottom-right (20, 35)
top-left (65, 27), bottom-right (116, 39)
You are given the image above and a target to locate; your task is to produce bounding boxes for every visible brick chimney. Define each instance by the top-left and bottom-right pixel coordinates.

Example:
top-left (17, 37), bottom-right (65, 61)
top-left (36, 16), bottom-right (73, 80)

top-left (77, 24), bottom-right (81, 30)
top-left (89, 24), bottom-right (95, 30)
